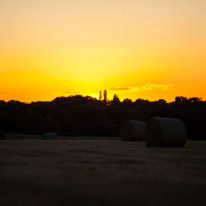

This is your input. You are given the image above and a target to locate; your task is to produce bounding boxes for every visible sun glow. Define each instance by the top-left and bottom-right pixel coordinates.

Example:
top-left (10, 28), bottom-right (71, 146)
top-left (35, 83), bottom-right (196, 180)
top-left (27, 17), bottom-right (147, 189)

top-left (0, 0), bottom-right (205, 102)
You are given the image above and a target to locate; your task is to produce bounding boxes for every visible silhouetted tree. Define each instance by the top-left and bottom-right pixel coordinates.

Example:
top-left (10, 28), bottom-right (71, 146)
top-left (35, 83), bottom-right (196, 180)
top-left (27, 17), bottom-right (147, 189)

top-left (99, 91), bottom-right (102, 101)
top-left (158, 99), bottom-right (167, 104)
top-left (0, 94), bottom-right (205, 139)
top-left (175, 96), bottom-right (187, 103)
top-left (111, 94), bottom-right (120, 106)
top-left (103, 90), bottom-right (108, 102)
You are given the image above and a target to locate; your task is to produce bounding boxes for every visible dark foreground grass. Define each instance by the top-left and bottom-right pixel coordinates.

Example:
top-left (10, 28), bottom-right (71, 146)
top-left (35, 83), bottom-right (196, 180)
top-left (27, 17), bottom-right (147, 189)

top-left (0, 136), bottom-right (206, 206)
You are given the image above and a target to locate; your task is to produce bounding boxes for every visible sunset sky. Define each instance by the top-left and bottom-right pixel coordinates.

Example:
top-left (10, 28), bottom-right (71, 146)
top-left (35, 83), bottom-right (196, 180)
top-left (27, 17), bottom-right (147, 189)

top-left (0, 0), bottom-right (205, 102)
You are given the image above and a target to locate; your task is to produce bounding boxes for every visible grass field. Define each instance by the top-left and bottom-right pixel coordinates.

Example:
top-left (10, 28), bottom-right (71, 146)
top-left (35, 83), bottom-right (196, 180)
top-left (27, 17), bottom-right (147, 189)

top-left (0, 134), bottom-right (206, 206)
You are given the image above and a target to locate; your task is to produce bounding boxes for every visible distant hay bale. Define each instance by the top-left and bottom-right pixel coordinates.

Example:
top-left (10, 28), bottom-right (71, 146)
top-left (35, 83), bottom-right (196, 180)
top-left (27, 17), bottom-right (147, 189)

top-left (0, 127), bottom-right (5, 139)
top-left (43, 132), bottom-right (57, 140)
top-left (145, 117), bottom-right (187, 147)
top-left (120, 120), bottom-right (146, 141)
top-left (0, 132), bottom-right (5, 139)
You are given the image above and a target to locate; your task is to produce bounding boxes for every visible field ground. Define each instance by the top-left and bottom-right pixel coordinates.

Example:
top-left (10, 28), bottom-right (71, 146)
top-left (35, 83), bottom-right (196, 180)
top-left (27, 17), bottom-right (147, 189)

top-left (0, 134), bottom-right (206, 206)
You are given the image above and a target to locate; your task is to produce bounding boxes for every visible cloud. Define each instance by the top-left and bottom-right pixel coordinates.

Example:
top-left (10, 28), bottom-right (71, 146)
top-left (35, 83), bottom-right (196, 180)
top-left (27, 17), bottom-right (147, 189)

top-left (50, 83), bottom-right (174, 99)
top-left (109, 87), bottom-right (130, 91)
top-left (133, 83), bottom-right (173, 92)
top-left (109, 83), bottom-right (173, 92)
top-left (50, 89), bottom-right (95, 96)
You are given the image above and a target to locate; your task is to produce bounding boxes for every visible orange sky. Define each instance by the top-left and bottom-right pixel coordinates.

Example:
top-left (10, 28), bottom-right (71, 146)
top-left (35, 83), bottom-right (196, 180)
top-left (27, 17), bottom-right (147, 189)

top-left (0, 0), bottom-right (205, 102)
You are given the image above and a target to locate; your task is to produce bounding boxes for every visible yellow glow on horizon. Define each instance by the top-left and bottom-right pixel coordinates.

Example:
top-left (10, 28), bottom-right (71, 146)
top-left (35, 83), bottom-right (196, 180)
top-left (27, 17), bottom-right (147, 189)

top-left (0, 0), bottom-right (205, 102)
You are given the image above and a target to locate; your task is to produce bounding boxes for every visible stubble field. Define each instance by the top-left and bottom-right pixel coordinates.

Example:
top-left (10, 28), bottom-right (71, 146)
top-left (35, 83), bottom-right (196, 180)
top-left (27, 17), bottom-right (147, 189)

top-left (0, 134), bottom-right (206, 206)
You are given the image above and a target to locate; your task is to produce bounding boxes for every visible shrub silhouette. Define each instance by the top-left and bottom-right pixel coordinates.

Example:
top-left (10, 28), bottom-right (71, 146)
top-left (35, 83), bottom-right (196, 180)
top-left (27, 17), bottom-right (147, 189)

top-left (0, 95), bottom-right (205, 139)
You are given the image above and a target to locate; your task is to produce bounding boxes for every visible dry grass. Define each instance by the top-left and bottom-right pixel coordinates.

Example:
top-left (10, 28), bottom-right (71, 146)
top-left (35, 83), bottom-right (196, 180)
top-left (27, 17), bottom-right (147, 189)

top-left (0, 135), bottom-right (206, 206)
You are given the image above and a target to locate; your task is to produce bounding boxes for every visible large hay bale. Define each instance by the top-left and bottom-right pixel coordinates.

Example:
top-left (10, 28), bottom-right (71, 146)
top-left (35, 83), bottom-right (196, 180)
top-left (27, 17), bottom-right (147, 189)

top-left (120, 120), bottom-right (146, 141)
top-left (43, 132), bottom-right (57, 140)
top-left (145, 117), bottom-right (187, 147)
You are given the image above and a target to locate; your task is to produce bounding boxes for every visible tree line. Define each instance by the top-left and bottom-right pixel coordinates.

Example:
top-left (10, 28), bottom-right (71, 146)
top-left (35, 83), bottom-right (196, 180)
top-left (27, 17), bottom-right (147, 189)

top-left (0, 95), bottom-right (206, 139)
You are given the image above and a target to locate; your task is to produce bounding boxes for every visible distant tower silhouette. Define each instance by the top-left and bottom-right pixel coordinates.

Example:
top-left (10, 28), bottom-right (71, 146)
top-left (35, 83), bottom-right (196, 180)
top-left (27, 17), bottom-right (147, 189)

top-left (104, 90), bottom-right (107, 102)
top-left (99, 91), bottom-right (102, 101)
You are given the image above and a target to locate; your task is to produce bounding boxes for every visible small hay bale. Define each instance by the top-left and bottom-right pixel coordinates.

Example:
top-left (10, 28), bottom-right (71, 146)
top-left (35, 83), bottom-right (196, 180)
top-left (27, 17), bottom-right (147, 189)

top-left (0, 127), bottom-right (5, 139)
top-left (43, 132), bottom-right (57, 140)
top-left (145, 117), bottom-right (187, 147)
top-left (0, 132), bottom-right (5, 139)
top-left (120, 120), bottom-right (146, 141)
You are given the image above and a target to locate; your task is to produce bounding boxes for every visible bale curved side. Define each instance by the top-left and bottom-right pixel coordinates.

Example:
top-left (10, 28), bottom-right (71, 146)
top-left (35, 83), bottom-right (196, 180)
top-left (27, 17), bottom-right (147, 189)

top-left (43, 132), bottom-right (57, 140)
top-left (0, 132), bottom-right (5, 139)
top-left (120, 120), bottom-right (146, 141)
top-left (145, 117), bottom-right (187, 147)
top-left (0, 127), bottom-right (5, 139)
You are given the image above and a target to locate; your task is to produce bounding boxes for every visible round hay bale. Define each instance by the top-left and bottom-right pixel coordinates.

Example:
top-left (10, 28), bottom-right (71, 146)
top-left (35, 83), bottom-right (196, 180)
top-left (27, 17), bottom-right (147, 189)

top-left (0, 127), bottom-right (5, 139)
top-left (43, 132), bottom-right (57, 140)
top-left (145, 117), bottom-right (187, 147)
top-left (120, 120), bottom-right (146, 141)
top-left (0, 132), bottom-right (5, 139)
